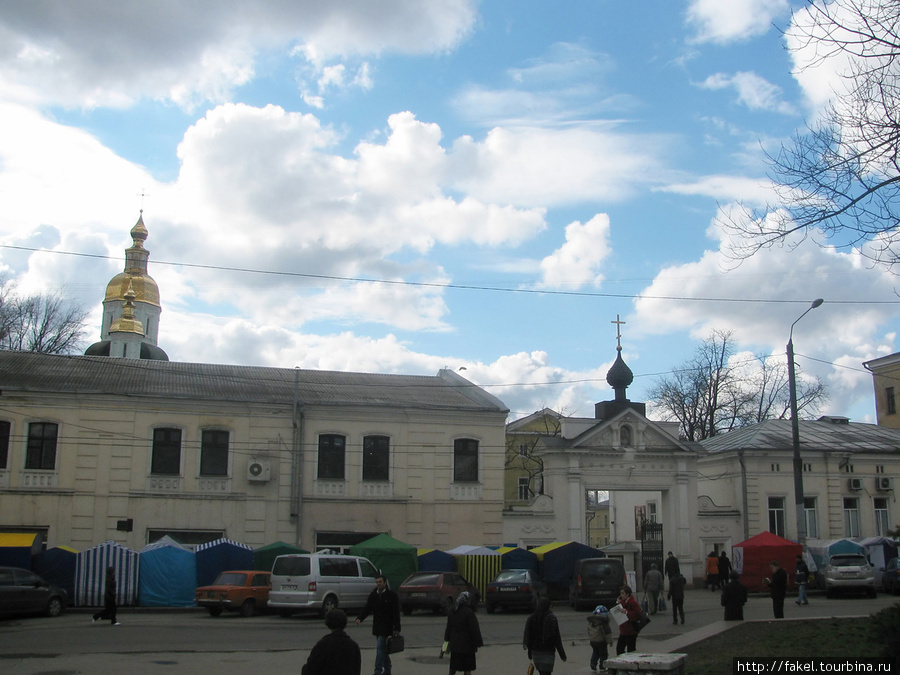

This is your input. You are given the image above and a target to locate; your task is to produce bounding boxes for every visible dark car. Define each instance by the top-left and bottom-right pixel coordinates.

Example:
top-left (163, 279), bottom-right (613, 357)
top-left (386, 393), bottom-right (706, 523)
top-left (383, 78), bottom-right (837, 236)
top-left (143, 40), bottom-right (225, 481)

top-left (0, 566), bottom-right (69, 618)
top-left (881, 557), bottom-right (899, 595)
top-left (397, 572), bottom-right (480, 615)
top-left (194, 570), bottom-right (271, 617)
top-left (569, 557), bottom-right (627, 610)
top-left (485, 568), bottom-right (545, 613)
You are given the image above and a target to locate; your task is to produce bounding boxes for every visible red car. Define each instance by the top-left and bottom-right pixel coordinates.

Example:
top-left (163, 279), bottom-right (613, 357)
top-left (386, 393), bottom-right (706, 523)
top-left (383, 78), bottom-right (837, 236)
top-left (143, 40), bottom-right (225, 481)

top-left (397, 572), bottom-right (480, 615)
top-left (194, 571), bottom-right (271, 617)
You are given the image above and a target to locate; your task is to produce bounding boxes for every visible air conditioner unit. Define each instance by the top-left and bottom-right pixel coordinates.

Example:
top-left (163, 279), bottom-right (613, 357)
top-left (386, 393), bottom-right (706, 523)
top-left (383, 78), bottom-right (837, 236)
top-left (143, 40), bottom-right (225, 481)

top-left (876, 476), bottom-right (893, 491)
top-left (848, 477), bottom-right (863, 491)
top-left (247, 460), bottom-right (271, 483)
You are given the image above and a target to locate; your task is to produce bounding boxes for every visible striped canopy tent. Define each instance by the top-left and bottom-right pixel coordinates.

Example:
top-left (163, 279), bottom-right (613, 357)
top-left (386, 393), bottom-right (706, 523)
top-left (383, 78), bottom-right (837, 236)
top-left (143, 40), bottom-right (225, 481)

top-left (417, 548), bottom-right (456, 572)
top-left (75, 540), bottom-right (140, 607)
top-left (195, 538), bottom-right (253, 587)
top-left (496, 546), bottom-right (538, 573)
top-left (530, 541), bottom-right (606, 599)
top-left (0, 532), bottom-right (42, 569)
top-left (449, 546), bottom-right (501, 599)
top-left (252, 541), bottom-right (308, 572)
top-left (33, 546), bottom-right (78, 600)
top-left (139, 536), bottom-right (196, 607)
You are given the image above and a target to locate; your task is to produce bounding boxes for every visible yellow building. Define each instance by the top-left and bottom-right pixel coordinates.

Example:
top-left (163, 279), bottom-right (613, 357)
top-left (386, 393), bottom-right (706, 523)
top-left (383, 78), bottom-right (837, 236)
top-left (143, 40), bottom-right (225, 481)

top-left (863, 353), bottom-right (900, 429)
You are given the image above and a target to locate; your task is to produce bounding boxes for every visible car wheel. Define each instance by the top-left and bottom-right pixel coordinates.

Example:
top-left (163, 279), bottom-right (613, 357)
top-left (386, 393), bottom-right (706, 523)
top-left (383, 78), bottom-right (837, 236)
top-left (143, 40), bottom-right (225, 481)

top-left (402, 605), bottom-right (412, 616)
top-left (486, 604), bottom-right (496, 614)
top-left (45, 596), bottom-right (63, 617)
top-left (240, 599), bottom-right (256, 617)
top-left (208, 607), bottom-right (223, 617)
top-left (320, 595), bottom-right (338, 618)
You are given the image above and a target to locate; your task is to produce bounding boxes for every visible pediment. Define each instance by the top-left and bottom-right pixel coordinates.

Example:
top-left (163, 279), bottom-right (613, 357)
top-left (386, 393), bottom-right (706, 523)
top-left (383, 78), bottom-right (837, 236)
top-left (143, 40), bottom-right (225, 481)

top-left (568, 408), bottom-right (693, 454)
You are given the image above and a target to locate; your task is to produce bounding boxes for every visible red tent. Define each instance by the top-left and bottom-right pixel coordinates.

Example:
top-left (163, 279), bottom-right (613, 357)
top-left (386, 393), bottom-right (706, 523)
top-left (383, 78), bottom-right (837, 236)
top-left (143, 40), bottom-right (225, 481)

top-left (731, 532), bottom-right (801, 592)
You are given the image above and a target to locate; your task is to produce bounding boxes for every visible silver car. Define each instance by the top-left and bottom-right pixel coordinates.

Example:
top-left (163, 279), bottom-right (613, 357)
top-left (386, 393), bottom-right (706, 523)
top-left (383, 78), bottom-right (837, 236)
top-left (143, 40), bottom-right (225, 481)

top-left (824, 554), bottom-right (876, 598)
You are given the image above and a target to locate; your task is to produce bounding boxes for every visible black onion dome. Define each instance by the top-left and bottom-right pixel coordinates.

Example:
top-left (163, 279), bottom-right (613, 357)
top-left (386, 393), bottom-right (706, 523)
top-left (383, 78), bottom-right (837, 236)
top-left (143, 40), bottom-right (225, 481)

top-left (606, 349), bottom-right (634, 389)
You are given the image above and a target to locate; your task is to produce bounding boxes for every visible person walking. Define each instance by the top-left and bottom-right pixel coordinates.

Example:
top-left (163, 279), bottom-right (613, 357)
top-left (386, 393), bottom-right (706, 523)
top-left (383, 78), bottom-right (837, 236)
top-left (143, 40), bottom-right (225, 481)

top-left (523, 597), bottom-right (567, 675)
top-left (302, 609), bottom-right (361, 675)
top-left (614, 586), bottom-right (642, 656)
top-left (92, 566), bottom-right (120, 626)
top-left (667, 571), bottom-right (686, 625)
top-left (663, 551), bottom-right (680, 585)
top-left (356, 574), bottom-right (401, 675)
top-left (705, 551), bottom-right (719, 592)
top-left (765, 560), bottom-right (788, 619)
top-left (718, 551), bottom-right (732, 590)
top-left (795, 554), bottom-right (810, 606)
top-left (586, 605), bottom-right (613, 672)
top-left (721, 571), bottom-right (748, 620)
top-left (642, 563), bottom-right (663, 615)
top-left (444, 591), bottom-right (483, 675)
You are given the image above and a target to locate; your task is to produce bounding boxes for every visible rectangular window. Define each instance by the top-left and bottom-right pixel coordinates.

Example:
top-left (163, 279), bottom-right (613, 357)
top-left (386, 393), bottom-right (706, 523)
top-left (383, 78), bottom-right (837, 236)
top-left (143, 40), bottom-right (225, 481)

top-left (0, 421), bottom-right (9, 469)
top-left (25, 422), bottom-right (58, 470)
top-left (199, 429), bottom-right (229, 476)
top-left (362, 435), bottom-right (389, 481)
top-left (887, 387), bottom-right (896, 415)
top-left (453, 438), bottom-right (479, 482)
top-left (874, 497), bottom-right (890, 537)
top-left (151, 427), bottom-right (182, 475)
top-left (843, 497), bottom-right (860, 537)
top-left (804, 497), bottom-right (818, 539)
top-left (647, 502), bottom-right (658, 523)
top-left (767, 496), bottom-right (785, 538)
top-left (317, 434), bottom-right (346, 480)
top-left (518, 477), bottom-right (530, 501)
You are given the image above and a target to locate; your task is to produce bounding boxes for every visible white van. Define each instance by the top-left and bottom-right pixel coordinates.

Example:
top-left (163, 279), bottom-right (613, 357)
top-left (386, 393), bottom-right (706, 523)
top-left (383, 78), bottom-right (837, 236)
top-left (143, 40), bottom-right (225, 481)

top-left (268, 552), bottom-right (379, 617)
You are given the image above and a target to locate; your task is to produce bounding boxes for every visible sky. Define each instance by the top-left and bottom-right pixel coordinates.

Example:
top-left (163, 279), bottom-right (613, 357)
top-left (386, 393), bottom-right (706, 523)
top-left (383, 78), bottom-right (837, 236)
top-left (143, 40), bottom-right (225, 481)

top-left (0, 0), bottom-right (897, 424)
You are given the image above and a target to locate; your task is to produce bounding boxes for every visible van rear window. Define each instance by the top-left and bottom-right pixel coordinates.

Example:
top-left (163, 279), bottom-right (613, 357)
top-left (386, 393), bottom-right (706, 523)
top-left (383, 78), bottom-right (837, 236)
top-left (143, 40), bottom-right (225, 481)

top-left (584, 563), bottom-right (617, 578)
top-left (273, 556), bottom-right (311, 576)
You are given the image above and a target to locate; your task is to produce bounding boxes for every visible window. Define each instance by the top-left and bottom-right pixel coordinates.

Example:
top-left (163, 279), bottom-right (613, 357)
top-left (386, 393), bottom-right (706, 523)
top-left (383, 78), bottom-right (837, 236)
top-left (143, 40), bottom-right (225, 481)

top-left (518, 443), bottom-right (528, 457)
top-left (843, 497), bottom-right (860, 537)
top-left (317, 434), bottom-right (346, 480)
top-left (887, 387), bottom-right (896, 415)
top-left (200, 429), bottom-right (229, 476)
top-left (25, 422), bottom-right (58, 470)
top-left (0, 421), bottom-right (9, 469)
top-left (874, 497), bottom-right (891, 536)
top-left (804, 497), bottom-right (819, 539)
top-left (362, 435), bottom-right (389, 481)
top-left (767, 497), bottom-right (785, 537)
top-left (620, 425), bottom-right (632, 447)
top-left (518, 477), bottom-right (530, 501)
top-left (151, 427), bottom-right (182, 475)
top-left (453, 438), bottom-right (479, 482)
top-left (647, 502), bottom-right (658, 523)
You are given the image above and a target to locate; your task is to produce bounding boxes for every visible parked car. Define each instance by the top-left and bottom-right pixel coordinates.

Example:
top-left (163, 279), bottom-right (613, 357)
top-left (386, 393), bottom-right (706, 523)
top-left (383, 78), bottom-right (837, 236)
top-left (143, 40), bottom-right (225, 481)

top-left (485, 568), bottom-right (545, 613)
top-left (824, 554), bottom-right (876, 598)
top-left (194, 570), bottom-right (271, 617)
top-left (268, 553), bottom-right (379, 618)
top-left (0, 566), bottom-right (69, 618)
top-left (569, 557), bottom-right (627, 610)
top-left (397, 571), bottom-right (480, 615)
top-left (882, 557), bottom-right (900, 595)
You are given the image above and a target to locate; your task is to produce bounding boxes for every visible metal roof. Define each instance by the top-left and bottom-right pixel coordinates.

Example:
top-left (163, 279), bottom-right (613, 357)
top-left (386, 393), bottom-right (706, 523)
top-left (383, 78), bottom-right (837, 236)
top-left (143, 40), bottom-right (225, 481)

top-left (700, 418), bottom-right (900, 454)
top-left (0, 351), bottom-right (508, 413)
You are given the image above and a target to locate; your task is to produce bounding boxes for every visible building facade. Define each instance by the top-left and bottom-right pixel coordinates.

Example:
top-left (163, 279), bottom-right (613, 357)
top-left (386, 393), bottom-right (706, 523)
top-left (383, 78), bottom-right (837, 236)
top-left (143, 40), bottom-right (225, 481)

top-left (864, 352), bottom-right (900, 429)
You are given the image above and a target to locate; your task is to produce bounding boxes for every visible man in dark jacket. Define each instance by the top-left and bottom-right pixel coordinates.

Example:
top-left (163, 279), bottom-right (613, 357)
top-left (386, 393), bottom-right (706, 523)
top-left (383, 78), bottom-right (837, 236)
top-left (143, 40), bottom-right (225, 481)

top-left (721, 571), bottom-right (748, 620)
top-left (664, 551), bottom-right (680, 582)
top-left (302, 609), bottom-right (361, 675)
top-left (356, 574), bottom-right (401, 675)
top-left (667, 572), bottom-right (686, 624)
top-left (765, 561), bottom-right (788, 618)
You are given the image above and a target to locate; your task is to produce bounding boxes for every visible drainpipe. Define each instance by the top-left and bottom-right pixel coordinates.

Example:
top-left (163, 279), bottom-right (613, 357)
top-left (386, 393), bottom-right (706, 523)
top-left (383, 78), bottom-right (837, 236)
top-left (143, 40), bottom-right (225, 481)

top-left (291, 367), bottom-right (304, 547)
top-left (738, 448), bottom-right (749, 541)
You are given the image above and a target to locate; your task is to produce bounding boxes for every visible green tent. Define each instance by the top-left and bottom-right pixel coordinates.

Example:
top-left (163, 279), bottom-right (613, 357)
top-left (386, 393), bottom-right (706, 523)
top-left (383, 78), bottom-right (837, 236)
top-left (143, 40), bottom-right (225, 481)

top-left (350, 533), bottom-right (418, 591)
top-left (253, 541), bottom-right (308, 572)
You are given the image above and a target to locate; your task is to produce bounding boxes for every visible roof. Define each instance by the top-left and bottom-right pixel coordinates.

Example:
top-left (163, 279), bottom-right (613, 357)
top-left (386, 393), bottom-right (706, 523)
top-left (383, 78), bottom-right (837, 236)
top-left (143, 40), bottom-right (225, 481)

top-left (0, 351), bottom-right (508, 413)
top-left (700, 418), bottom-right (900, 455)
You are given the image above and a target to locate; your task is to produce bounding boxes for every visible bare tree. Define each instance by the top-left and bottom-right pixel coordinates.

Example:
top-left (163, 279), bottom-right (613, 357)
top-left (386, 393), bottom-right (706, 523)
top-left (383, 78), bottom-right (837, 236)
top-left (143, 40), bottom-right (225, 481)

top-left (649, 331), bottom-right (828, 440)
top-left (721, 0), bottom-right (900, 269)
top-left (505, 409), bottom-right (563, 501)
top-left (0, 278), bottom-right (90, 354)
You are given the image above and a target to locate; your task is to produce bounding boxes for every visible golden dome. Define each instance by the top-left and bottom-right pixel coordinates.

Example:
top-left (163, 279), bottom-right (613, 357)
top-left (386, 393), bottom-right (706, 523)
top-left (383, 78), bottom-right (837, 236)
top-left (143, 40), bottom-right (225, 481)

top-left (105, 272), bottom-right (160, 307)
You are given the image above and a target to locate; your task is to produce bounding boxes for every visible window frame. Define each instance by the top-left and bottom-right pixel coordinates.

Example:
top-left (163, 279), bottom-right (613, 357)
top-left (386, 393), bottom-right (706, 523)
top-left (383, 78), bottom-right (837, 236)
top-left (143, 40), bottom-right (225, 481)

top-left (453, 438), bottom-right (479, 483)
top-left (317, 434), bottom-right (346, 480)
top-left (362, 434), bottom-right (390, 481)
top-left (199, 428), bottom-right (230, 477)
top-left (843, 497), bottom-right (860, 538)
top-left (151, 427), bottom-right (182, 475)
top-left (517, 476), bottom-right (530, 501)
top-left (0, 420), bottom-right (9, 470)
top-left (874, 497), bottom-right (891, 537)
top-left (803, 496), bottom-right (819, 539)
top-left (887, 386), bottom-right (896, 415)
top-left (767, 496), bottom-right (785, 538)
top-left (25, 422), bottom-right (58, 471)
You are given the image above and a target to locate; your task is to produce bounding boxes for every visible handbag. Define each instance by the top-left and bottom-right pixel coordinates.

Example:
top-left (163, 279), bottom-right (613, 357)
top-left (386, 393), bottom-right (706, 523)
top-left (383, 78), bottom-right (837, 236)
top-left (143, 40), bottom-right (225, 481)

top-left (387, 634), bottom-right (405, 653)
top-left (640, 596), bottom-right (649, 614)
top-left (633, 610), bottom-right (651, 633)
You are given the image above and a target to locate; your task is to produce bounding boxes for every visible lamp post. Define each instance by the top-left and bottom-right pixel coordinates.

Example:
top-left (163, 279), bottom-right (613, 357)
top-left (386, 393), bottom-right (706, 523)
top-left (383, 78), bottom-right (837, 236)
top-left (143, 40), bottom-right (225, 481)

top-left (788, 298), bottom-right (823, 548)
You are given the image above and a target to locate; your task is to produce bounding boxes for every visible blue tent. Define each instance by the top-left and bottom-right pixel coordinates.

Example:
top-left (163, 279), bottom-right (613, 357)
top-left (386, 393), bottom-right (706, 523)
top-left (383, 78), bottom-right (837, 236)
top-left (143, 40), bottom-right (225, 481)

top-left (75, 540), bottom-right (140, 607)
top-left (531, 541), bottom-right (606, 599)
top-left (139, 536), bottom-right (196, 607)
top-left (0, 532), bottom-right (42, 569)
top-left (497, 546), bottom-right (538, 572)
top-left (417, 548), bottom-right (456, 572)
top-left (33, 546), bottom-right (78, 600)
top-left (195, 538), bottom-right (253, 587)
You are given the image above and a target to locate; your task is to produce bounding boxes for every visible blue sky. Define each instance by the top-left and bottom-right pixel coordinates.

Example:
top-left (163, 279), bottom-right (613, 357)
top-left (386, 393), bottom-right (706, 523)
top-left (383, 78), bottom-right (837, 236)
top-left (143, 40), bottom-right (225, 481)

top-left (0, 0), bottom-right (897, 422)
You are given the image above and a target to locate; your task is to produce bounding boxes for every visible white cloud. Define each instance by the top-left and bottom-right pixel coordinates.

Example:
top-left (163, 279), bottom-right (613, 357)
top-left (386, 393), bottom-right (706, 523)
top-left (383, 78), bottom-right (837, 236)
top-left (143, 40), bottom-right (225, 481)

top-left (660, 174), bottom-right (774, 206)
top-left (687, 0), bottom-right (790, 44)
top-left (539, 214), bottom-right (611, 288)
top-left (699, 71), bottom-right (796, 115)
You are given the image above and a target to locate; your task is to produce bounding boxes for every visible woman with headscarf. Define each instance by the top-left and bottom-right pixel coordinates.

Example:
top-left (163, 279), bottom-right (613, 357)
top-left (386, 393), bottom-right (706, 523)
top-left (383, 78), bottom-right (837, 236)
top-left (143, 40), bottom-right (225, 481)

top-left (443, 591), bottom-right (483, 675)
top-left (523, 597), bottom-right (567, 675)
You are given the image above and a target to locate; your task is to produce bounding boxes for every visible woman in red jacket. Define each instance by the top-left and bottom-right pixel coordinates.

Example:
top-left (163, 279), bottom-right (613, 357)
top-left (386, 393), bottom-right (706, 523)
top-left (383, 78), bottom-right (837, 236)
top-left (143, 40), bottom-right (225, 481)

top-left (615, 585), bottom-right (642, 655)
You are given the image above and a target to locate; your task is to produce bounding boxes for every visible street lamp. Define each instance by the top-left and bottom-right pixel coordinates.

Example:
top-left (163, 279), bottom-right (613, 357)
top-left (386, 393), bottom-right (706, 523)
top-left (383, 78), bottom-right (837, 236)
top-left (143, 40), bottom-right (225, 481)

top-left (787, 298), bottom-right (824, 548)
